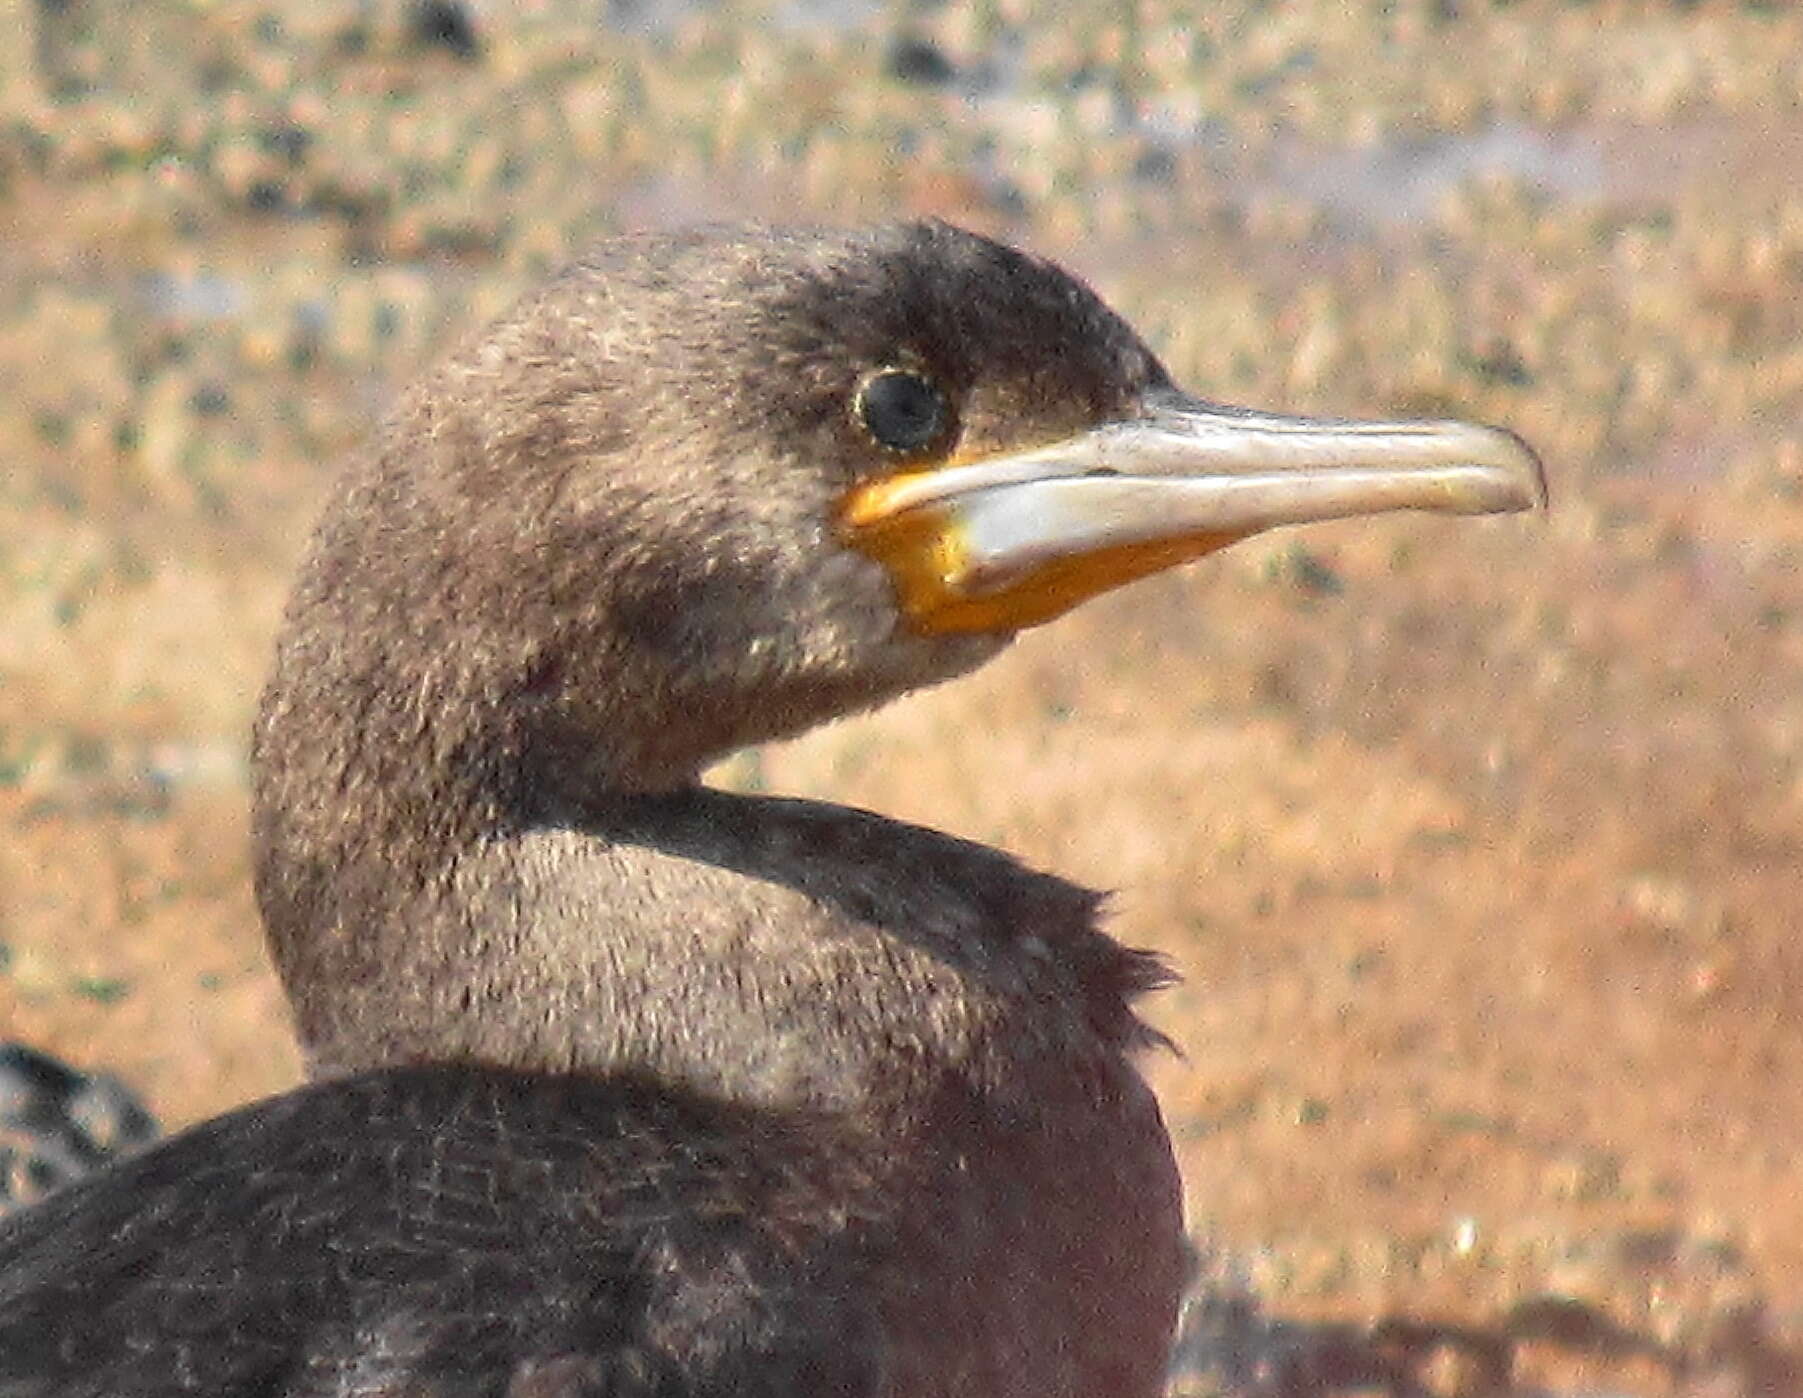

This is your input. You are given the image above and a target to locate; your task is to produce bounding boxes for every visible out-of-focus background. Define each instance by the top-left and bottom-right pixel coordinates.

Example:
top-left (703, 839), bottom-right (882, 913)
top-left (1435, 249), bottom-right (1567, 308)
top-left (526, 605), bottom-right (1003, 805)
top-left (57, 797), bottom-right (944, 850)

top-left (1, 1), bottom-right (1799, 1392)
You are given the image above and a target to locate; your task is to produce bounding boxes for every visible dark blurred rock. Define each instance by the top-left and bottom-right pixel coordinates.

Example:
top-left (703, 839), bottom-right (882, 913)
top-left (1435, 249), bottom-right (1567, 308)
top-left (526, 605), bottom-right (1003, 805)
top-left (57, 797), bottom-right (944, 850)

top-left (188, 382), bottom-right (232, 417)
top-left (1133, 142), bottom-right (1179, 185)
top-left (886, 33), bottom-right (956, 87)
top-left (0, 1044), bottom-right (159, 1215)
top-left (409, 0), bottom-right (481, 60)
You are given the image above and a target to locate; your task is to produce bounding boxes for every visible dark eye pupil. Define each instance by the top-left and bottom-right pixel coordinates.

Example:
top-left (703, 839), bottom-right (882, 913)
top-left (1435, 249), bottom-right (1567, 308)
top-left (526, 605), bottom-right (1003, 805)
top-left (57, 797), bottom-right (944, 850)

top-left (859, 370), bottom-right (945, 453)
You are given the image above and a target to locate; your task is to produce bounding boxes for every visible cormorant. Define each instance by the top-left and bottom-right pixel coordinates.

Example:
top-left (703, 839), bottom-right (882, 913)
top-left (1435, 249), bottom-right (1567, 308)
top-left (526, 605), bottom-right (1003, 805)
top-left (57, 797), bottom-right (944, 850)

top-left (0, 221), bottom-right (1543, 1396)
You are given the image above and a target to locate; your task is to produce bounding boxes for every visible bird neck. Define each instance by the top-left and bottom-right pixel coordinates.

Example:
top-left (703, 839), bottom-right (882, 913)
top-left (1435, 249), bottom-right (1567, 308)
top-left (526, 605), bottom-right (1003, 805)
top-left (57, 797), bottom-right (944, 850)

top-left (253, 649), bottom-right (1169, 1112)
top-left (250, 502), bottom-right (1167, 1111)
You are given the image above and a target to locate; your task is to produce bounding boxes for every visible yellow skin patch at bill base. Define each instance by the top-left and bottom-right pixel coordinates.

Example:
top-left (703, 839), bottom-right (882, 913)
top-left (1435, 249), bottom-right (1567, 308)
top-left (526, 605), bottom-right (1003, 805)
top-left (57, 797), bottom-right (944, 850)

top-left (840, 472), bottom-right (1244, 636)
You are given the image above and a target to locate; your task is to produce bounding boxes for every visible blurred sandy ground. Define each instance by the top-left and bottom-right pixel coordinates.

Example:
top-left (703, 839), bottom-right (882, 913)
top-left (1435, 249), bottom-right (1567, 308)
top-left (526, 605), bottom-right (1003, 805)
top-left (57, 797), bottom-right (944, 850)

top-left (2, 2), bottom-right (1802, 1392)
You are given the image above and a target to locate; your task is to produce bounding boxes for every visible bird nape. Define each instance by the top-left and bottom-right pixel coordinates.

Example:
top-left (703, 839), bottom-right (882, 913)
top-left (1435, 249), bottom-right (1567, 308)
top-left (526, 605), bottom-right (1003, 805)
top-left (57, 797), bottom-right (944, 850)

top-left (0, 221), bottom-right (1543, 1398)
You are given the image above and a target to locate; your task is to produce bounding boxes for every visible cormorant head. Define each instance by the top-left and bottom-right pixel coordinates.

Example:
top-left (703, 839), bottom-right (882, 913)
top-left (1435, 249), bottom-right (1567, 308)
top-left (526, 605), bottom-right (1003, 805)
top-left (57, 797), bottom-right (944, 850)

top-left (270, 221), bottom-right (1543, 801)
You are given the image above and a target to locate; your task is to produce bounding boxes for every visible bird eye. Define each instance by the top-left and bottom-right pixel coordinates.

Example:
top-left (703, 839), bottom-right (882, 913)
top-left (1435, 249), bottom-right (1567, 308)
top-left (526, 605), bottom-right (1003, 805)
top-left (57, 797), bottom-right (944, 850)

top-left (855, 368), bottom-right (948, 455)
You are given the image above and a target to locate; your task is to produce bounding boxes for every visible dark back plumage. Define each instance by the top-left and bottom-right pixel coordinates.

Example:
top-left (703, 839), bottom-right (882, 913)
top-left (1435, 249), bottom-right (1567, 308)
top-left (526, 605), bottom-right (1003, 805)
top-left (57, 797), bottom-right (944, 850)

top-left (0, 1066), bottom-right (882, 1396)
